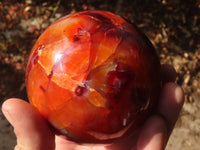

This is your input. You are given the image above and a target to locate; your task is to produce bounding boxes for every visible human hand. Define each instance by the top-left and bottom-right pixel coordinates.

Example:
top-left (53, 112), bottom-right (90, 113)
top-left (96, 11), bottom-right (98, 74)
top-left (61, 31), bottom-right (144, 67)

top-left (1, 64), bottom-right (184, 150)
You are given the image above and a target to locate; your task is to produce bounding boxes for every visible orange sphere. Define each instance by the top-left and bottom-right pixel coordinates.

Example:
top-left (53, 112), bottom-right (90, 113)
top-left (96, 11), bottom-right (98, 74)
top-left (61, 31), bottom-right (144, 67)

top-left (26, 10), bottom-right (161, 143)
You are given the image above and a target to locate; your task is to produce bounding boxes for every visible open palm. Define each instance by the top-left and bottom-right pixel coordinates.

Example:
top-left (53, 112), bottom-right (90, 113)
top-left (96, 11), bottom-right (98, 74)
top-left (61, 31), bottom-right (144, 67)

top-left (2, 64), bottom-right (184, 150)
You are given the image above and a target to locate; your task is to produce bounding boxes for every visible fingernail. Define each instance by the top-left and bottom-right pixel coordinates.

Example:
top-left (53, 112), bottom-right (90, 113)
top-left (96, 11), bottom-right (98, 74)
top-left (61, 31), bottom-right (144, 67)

top-left (1, 103), bottom-right (13, 124)
top-left (175, 86), bottom-right (184, 104)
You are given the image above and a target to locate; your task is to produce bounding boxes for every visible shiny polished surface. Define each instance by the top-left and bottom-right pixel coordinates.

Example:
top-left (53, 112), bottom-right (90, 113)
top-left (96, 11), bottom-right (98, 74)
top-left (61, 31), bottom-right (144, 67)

top-left (26, 10), bottom-right (161, 143)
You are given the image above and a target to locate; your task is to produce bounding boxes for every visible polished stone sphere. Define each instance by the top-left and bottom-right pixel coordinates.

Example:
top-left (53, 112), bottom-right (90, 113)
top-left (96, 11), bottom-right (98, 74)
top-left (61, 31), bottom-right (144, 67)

top-left (26, 10), bottom-right (161, 143)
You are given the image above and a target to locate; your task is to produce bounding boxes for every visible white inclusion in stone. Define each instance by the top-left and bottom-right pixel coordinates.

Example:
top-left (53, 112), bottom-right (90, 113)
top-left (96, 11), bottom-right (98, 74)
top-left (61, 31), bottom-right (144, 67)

top-left (123, 118), bottom-right (127, 126)
top-left (60, 63), bottom-right (64, 72)
top-left (54, 53), bottom-right (63, 63)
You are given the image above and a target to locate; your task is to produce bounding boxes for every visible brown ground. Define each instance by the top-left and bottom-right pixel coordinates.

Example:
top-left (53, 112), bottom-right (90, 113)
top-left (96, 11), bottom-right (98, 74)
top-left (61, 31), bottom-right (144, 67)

top-left (0, 0), bottom-right (200, 150)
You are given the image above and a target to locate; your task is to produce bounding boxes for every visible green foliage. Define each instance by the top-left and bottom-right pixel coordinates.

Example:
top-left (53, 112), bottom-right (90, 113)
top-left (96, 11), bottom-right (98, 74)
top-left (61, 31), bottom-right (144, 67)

top-left (8, 38), bottom-right (14, 44)
top-left (0, 43), bottom-right (6, 51)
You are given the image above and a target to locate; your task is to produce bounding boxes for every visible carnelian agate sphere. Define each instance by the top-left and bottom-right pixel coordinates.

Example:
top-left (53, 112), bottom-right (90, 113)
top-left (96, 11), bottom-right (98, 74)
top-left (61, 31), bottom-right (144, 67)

top-left (26, 10), bottom-right (161, 143)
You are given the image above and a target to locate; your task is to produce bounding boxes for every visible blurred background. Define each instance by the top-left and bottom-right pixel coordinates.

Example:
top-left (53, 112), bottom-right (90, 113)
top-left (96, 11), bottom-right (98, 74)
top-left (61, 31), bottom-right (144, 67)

top-left (0, 0), bottom-right (199, 149)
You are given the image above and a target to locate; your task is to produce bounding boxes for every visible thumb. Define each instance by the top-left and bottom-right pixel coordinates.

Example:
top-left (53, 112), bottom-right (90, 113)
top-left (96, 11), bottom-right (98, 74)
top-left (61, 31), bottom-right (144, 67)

top-left (1, 98), bottom-right (55, 150)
